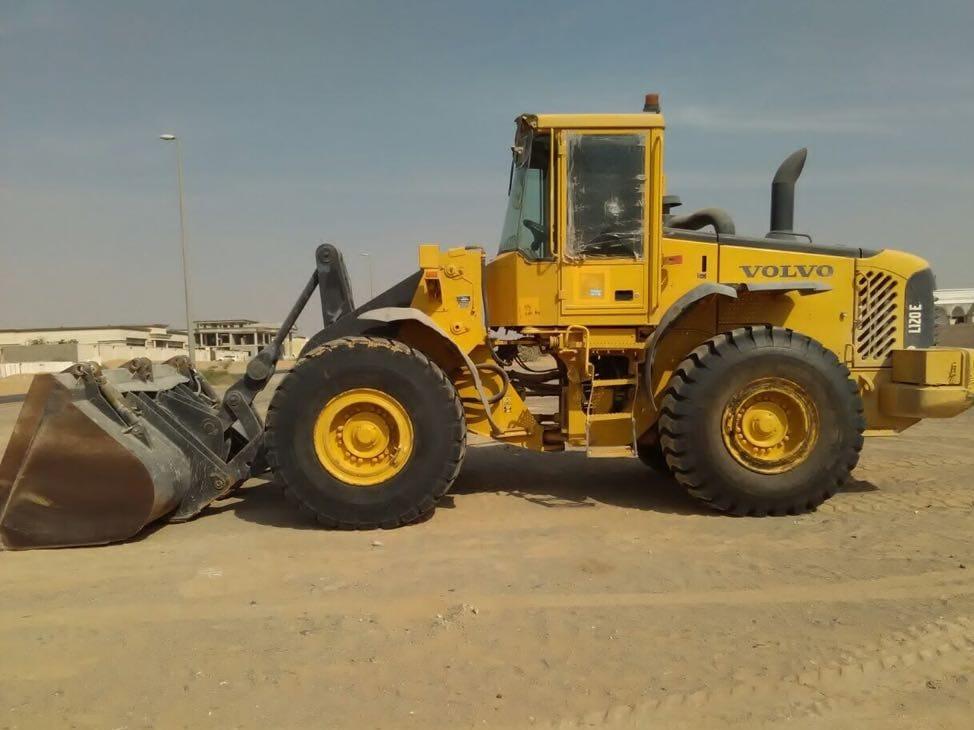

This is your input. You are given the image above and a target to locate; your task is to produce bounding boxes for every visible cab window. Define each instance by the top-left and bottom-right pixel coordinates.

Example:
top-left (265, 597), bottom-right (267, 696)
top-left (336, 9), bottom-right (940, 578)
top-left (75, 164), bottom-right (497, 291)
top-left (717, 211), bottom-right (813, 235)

top-left (499, 133), bottom-right (550, 259)
top-left (565, 133), bottom-right (645, 258)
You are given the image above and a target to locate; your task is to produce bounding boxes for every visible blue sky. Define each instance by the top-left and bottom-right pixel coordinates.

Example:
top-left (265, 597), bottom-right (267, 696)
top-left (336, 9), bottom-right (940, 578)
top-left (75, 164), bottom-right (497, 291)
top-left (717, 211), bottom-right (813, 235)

top-left (2, 0), bottom-right (973, 332)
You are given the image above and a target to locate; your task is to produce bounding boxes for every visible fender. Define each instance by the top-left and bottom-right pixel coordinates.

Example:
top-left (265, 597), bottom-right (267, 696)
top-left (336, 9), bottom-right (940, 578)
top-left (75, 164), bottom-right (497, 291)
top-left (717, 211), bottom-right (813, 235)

top-left (299, 270), bottom-right (422, 357)
top-left (358, 306), bottom-right (501, 432)
top-left (644, 283), bottom-right (738, 407)
top-left (643, 281), bottom-right (831, 406)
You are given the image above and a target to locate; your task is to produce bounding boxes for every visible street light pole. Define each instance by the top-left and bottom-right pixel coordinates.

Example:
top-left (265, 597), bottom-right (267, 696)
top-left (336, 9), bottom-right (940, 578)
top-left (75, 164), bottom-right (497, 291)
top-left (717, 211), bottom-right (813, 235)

top-left (359, 252), bottom-right (374, 299)
top-left (159, 134), bottom-right (195, 363)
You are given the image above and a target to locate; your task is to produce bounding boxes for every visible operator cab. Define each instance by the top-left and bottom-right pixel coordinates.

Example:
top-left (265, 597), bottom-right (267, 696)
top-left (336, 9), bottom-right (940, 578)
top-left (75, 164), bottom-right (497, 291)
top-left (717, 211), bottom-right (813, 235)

top-left (498, 117), bottom-right (647, 262)
top-left (488, 111), bottom-right (664, 325)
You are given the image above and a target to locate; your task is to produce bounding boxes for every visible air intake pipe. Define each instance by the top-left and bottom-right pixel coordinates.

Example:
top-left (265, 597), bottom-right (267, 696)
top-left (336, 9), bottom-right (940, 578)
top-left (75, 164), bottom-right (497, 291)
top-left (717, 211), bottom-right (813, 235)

top-left (667, 207), bottom-right (736, 236)
top-left (768, 148), bottom-right (807, 239)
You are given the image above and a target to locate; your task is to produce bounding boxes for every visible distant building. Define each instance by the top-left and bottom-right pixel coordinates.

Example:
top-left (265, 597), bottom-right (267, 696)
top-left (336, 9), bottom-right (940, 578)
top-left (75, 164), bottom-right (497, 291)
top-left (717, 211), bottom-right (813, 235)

top-left (0, 320), bottom-right (307, 371)
top-left (0, 325), bottom-right (189, 371)
top-left (192, 319), bottom-right (305, 358)
top-left (935, 289), bottom-right (974, 326)
top-left (0, 324), bottom-right (187, 350)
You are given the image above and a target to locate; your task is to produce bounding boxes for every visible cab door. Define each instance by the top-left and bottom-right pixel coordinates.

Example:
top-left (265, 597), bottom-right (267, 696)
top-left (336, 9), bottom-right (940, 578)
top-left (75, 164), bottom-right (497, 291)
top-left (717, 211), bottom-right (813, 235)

top-left (557, 130), bottom-right (653, 318)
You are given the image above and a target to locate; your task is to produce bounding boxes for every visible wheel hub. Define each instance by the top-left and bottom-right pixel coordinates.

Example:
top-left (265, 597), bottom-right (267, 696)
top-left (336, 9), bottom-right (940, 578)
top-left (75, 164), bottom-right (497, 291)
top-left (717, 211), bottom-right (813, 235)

top-left (740, 401), bottom-right (788, 448)
top-left (721, 377), bottom-right (818, 474)
top-left (313, 388), bottom-right (414, 486)
top-left (343, 414), bottom-right (387, 456)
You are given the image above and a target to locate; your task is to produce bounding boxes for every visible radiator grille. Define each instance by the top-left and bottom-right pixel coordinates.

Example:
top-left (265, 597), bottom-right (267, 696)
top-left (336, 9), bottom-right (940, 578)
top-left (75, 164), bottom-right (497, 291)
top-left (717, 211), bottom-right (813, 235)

top-left (855, 271), bottom-right (899, 362)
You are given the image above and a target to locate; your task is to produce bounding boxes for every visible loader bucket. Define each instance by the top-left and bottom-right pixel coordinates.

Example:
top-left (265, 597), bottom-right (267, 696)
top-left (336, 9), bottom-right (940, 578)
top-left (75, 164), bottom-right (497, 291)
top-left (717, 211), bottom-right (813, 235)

top-left (0, 244), bottom-right (356, 550)
top-left (0, 362), bottom-right (234, 550)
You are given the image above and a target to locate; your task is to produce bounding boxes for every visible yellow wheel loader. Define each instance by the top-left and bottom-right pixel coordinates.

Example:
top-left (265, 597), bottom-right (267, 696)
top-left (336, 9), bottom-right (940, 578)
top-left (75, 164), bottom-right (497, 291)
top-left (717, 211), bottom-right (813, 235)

top-left (3, 94), bottom-right (973, 549)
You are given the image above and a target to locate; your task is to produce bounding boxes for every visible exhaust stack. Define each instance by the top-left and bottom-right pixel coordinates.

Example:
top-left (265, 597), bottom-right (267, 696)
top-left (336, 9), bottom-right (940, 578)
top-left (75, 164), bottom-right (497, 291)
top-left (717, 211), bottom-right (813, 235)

top-left (768, 148), bottom-right (807, 239)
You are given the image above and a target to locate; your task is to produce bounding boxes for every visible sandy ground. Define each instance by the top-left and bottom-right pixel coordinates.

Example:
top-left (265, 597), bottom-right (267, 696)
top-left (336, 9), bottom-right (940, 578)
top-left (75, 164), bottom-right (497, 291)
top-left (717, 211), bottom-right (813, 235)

top-left (1, 389), bottom-right (973, 729)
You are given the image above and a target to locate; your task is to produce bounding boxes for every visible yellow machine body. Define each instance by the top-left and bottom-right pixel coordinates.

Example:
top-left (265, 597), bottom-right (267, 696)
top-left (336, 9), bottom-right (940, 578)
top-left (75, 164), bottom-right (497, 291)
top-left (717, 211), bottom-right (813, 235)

top-left (395, 110), bottom-right (973, 456)
top-left (5, 100), bottom-right (972, 550)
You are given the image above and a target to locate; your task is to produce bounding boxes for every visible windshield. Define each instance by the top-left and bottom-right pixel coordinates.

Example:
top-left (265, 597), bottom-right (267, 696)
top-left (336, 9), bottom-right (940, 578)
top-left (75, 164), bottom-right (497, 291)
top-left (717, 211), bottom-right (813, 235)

top-left (565, 133), bottom-right (646, 258)
top-left (499, 127), bottom-right (549, 259)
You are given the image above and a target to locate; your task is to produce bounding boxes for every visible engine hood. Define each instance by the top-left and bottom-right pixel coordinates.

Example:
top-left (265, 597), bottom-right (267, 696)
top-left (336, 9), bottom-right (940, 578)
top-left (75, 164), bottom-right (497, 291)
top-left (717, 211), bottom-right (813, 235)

top-left (663, 228), bottom-right (874, 260)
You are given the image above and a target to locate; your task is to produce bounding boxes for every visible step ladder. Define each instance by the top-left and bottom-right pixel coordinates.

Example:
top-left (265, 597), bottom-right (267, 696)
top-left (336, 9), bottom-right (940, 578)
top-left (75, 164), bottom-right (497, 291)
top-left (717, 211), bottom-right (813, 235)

top-left (585, 375), bottom-right (639, 458)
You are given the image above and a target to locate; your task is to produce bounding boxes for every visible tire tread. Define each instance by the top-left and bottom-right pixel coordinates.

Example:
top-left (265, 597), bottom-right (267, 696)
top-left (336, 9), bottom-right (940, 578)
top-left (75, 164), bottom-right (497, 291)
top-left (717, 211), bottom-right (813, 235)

top-left (658, 326), bottom-right (865, 516)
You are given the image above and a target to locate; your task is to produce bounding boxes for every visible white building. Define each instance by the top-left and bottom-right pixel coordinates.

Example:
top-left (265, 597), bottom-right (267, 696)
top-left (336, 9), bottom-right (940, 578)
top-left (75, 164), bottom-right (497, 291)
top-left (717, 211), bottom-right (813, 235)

top-left (0, 319), bottom-right (308, 372)
top-left (193, 319), bottom-right (306, 358)
top-left (935, 289), bottom-right (974, 325)
top-left (0, 324), bottom-right (187, 349)
top-left (0, 324), bottom-right (189, 369)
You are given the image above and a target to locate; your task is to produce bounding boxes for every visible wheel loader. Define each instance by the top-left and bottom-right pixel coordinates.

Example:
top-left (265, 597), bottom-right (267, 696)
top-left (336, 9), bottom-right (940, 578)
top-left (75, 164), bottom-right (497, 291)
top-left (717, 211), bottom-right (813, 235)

top-left (3, 94), bottom-right (973, 550)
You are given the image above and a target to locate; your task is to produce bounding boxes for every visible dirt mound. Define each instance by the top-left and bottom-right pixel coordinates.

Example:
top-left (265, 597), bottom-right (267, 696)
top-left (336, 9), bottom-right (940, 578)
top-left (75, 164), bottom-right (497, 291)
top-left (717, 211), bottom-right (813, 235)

top-left (0, 374), bottom-right (35, 397)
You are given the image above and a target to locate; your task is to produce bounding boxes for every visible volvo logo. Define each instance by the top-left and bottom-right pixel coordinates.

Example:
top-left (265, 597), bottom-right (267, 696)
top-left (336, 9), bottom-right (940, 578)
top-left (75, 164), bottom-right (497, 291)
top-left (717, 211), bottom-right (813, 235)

top-left (740, 264), bottom-right (834, 278)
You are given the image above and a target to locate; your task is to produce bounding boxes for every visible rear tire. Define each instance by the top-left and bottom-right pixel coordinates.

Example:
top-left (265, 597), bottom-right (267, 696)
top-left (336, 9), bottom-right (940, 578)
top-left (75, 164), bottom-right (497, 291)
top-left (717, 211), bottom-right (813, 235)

top-left (266, 336), bottom-right (466, 529)
top-left (659, 326), bottom-right (864, 516)
top-left (636, 438), bottom-right (669, 473)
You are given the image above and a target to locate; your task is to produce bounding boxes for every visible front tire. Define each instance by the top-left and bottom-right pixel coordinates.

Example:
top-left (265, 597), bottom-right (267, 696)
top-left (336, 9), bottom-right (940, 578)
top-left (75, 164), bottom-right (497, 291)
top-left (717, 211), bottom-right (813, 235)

top-left (659, 326), bottom-right (864, 516)
top-left (266, 336), bottom-right (466, 528)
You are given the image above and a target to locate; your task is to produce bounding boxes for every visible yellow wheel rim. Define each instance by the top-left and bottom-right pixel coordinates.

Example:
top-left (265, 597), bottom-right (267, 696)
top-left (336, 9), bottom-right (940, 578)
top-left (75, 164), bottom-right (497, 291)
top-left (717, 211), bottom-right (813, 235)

top-left (721, 377), bottom-right (818, 474)
top-left (313, 388), bottom-right (414, 486)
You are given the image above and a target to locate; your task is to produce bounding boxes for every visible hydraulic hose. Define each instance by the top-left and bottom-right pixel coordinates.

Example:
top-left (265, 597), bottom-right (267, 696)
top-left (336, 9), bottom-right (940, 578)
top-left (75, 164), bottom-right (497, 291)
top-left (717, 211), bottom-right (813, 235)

top-left (460, 361), bottom-right (510, 406)
top-left (666, 207), bottom-right (736, 236)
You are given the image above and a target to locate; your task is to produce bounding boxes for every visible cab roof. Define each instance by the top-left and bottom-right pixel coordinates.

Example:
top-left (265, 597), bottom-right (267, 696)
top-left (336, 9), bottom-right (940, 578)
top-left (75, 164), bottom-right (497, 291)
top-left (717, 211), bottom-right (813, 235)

top-left (520, 112), bottom-right (665, 130)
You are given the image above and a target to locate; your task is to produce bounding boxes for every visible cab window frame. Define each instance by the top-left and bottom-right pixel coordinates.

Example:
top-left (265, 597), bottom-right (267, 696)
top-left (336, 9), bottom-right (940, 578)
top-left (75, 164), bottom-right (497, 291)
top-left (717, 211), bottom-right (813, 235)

top-left (498, 131), bottom-right (553, 262)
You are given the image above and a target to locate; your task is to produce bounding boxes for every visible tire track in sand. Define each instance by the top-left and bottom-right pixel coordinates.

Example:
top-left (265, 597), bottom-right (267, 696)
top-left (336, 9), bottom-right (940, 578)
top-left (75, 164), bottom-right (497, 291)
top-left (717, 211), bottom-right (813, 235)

top-left (538, 616), bottom-right (974, 728)
top-left (823, 484), bottom-right (974, 515)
